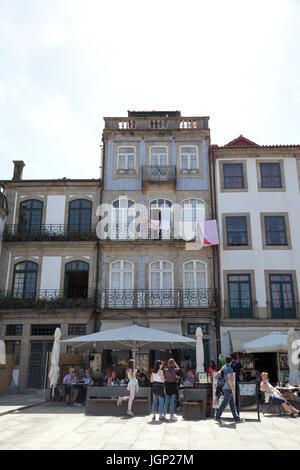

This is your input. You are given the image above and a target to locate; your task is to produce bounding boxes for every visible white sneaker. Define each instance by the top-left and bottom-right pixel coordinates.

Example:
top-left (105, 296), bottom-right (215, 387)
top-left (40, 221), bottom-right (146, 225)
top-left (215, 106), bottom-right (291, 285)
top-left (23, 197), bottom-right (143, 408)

top-left (76, 403), bottom-right (83, 407)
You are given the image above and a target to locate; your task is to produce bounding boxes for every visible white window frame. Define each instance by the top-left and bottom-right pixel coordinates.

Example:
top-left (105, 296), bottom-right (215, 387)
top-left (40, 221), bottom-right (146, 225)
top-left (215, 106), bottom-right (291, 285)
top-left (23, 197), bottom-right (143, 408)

top-left (109, 260), bottom-right (134, 308)
top-left (111, 198), bottom-right (135, 240)
top-left (181, 198), bottom-right (205, 241)
top-left (150, 146), bottom-right (168, 167)
top-left (180, 145), bottom-right (199, 173)
top-left (183, 260), bottom-right (208, 307)
top-left (149, 260), bottom-right (174, 307)
top-left (149, 199), bottom-right (173, 240)
top-left (117, 146), bottom-right (136, 173)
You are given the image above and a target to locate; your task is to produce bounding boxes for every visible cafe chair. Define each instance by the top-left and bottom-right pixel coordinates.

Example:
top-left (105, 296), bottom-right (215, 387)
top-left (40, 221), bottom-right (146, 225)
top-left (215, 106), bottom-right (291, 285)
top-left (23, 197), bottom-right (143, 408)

top-left (260, 392), bottom-right (286, 416)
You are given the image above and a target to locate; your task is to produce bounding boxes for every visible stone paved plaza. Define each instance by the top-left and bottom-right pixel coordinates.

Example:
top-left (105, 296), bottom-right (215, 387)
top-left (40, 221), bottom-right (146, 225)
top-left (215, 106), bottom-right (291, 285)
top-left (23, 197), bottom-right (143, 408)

top-left (0, 403), bottom-right (300, 450)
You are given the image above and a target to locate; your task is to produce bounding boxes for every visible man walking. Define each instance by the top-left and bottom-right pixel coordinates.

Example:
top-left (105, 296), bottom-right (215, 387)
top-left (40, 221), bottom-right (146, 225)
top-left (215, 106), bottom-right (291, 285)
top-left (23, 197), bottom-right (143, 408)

top-left (215, 356), bottom-right (241, 424)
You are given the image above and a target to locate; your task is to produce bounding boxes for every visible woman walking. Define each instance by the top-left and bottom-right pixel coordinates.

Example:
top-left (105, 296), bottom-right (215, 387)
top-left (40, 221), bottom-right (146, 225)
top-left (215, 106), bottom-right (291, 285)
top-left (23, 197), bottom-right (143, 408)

top-left (150, 360), bottom-right (166, 422)
top-left (117, 359), bottom-right (138, 417)
top-left (162, 358), bottom-right (180, 421)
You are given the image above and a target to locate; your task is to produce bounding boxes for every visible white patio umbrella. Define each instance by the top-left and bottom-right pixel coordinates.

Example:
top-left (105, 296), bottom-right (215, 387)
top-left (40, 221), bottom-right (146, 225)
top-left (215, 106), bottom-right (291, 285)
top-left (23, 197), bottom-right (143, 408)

top-left (48, 327), bottom-right (61, 398)
top-left (243, 331), bottom-right (287, 353)
top-left (61, 324), bottom-right (196, 359)
top-left (287, 328), bottom-right (300, 386)
top-left (196, 327), bottom-right (204, 373)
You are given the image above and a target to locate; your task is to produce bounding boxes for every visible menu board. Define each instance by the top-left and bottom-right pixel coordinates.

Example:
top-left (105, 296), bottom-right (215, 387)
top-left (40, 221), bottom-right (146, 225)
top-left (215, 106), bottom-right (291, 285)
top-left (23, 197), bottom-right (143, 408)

top-left (198, 372), bottom-right (208, 383)
top-left (239, 383), bottom-right (256, 396)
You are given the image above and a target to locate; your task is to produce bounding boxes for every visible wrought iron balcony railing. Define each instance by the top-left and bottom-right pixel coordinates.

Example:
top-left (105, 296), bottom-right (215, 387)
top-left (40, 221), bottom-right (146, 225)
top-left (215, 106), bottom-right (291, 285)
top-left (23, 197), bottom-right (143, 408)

top-left (142, 166), bottom-right (176, 183)
top-left (266, 301), bottom-right (300, 319)
top-left (0, 289), bottom-right (217, 310)
top-left (99, 289), bottom-right (217, 309)
top-left (4, 224), bottom-right (98, 242)
top-left (0, 289), bottom-right (96, 309)
top-left (223, 301), bottom-right (258, 319)
top-left (108, 223), bottom-right (179, 241)
top-left (0, 192), bottom-right (8, 215)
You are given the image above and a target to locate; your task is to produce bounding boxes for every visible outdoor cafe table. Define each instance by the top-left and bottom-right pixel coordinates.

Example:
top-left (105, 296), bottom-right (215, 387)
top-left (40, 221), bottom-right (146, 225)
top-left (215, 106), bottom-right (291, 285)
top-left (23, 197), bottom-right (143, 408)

top-left (85, 386), bottom-right (152, 416)
top-left (59, 383), bottom-right (87, 404)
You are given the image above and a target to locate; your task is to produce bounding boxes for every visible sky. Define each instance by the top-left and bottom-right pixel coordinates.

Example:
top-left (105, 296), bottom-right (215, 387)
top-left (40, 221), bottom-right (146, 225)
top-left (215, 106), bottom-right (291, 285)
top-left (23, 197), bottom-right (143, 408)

top-left (0, 0), bottom-right (300, 180)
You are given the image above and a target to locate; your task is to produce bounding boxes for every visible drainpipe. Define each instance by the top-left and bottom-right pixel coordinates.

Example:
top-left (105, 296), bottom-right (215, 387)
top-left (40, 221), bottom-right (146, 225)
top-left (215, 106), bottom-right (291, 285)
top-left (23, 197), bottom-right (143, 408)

top-left (210, 145), bottom-right (221, 360)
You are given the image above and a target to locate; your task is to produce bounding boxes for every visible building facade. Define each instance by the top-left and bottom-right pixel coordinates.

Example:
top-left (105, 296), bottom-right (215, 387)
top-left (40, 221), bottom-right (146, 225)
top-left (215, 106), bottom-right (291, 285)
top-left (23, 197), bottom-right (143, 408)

top-left (213, 135), bottom-right (300, 382)
top-left (0, 161), bottom-right (101, 391)
top-left (99, 111), bottom-right (219, 372)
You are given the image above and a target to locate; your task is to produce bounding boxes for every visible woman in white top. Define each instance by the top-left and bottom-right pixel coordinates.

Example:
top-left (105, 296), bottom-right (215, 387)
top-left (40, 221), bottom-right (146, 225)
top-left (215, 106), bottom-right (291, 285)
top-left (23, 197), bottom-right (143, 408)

top-left (260, 372), bottom-right (300, 417)
top-left (150, 360), bottom-right (166, 422)
top-left (117, 359), bottom-right (138, 417)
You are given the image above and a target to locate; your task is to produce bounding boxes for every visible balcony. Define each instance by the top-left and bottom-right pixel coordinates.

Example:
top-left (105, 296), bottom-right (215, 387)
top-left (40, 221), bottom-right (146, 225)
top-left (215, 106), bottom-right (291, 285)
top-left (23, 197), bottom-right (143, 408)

top-left (0, 192), bottom-right (8, 215)
top-left (142, 166), bottom-right (176, 184)
top-left (223, 301), bottom-right (258, 319)
top-left (0, 289), bottom-right (217, 310)
top-left (0, 289), bottom-right (95, 309)
top-left (99, 289), bottom-right (217, 310)
top-left (266, 301), bottom-right (300, 319)
top-left (3, 225), bottom-right (98, 242)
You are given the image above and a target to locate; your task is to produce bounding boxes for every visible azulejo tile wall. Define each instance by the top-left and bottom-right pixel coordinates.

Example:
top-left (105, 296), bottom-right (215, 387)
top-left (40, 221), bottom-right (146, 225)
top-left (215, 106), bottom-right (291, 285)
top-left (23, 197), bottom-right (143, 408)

top-left (105, 139), bottom-right (208, 191)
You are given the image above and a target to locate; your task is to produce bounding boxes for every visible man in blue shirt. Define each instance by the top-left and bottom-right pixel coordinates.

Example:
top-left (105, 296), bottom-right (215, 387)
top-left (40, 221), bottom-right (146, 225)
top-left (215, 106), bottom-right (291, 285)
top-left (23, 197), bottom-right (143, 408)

top-left (215, 356), bottom-right (241, 424)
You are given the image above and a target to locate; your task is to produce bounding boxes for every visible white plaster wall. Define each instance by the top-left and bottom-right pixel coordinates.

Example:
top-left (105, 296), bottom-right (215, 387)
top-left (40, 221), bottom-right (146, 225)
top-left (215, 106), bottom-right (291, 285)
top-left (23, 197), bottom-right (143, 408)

top-left (40, 256), bottom-right (62, 292)
top-left (45, 195), bottom-right (66, 225)
top-left (216, 157), bottom-right (300, 307)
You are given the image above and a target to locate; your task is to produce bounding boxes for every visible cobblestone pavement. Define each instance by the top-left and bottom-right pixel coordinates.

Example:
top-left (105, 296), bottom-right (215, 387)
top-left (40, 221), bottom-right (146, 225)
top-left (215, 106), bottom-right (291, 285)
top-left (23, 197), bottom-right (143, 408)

top-left (0, 403), bottom-right (299, 450)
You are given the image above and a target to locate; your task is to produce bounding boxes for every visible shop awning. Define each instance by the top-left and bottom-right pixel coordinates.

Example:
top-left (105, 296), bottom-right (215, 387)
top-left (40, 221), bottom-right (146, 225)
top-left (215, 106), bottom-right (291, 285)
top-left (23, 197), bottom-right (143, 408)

top-left (100, 320), bottom-right (133, 331)
top-left (230, 330), bottom-right (274, 352)
top-left (149, 319), bottom-right (182, 335)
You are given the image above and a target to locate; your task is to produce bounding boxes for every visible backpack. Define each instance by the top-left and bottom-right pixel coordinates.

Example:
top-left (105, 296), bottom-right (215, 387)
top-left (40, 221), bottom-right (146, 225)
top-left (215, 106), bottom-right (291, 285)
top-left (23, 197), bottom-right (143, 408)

top-left (216, 366), bottom-right (226, 399)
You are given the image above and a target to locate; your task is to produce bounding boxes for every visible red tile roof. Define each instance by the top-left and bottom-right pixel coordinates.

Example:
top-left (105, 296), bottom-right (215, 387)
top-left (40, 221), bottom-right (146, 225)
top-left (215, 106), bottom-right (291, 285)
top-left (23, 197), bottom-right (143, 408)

top-left (213, 135), bottom-right (300, 149)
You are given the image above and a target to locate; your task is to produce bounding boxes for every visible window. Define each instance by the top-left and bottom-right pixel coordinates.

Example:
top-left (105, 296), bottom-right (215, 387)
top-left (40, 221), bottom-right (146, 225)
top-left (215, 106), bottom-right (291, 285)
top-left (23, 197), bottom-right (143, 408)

top-left (182, 199), bottom-right (205, 241)
top-left (180, 146), bottom-right (198, 173)
top-left (149, 260), bottom-right (173, 307)
top-left (5, 340), bottom-right (21, 366)
top-left (264, 216), bottom-right (287, 246)
top-left (31, 324), bottom-right (60, 336)
top-left (269, 274), bottom-right (296, 318)
top-left (64, 261), bottom-right (89, 298)
top-left (226, 216), bottom-right (248, 246)
top-left (117, 147), bottom-right (135, 173)
top-left (149, 199), bottom-right (173, 240)
top-left (187, 323), bottom-right (209, 335)
top-left (183, 261), bottom-right (207, 306)
top-left (18, 200), bottom-right (43, 233)
top-left (111, 198), bottom-right (135, 240)
top-left (68, 324), bottom-right (87, 336)
top-left (68, 199), bottom-right (92, 233)
top-left (228, 274), bottom-right (253, 318)
top-left (150, 147), bottom-right (168, 166)
top-left (5, 324), bottom-right (23, 336)
top-left (109, 261), bottom-right (134, 308)
top-left (223, 163), bottom-right (244, 189)
top-left (12, 262), bottom-right (38, 299)
top-left (260, 163), bottom-right (282, 188)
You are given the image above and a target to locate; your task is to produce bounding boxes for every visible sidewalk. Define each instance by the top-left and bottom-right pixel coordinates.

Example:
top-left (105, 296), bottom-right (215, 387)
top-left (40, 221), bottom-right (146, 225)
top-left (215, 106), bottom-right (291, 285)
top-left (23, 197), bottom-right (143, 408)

top-left (0, 393), bottom-right (45, 416)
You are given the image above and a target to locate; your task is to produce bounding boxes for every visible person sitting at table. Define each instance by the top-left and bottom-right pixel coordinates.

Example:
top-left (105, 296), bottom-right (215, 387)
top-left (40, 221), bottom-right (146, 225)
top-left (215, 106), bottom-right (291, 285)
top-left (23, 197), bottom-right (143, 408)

top-left (206, 360), bottom-right (218, 380)
top-left (107, 370), bottom-right (120, 386)
top-left (137, 369), bottom-right (147, 387)
top-left (184, 369), bottom-right (195, 386)
top-left (238, 368), bottom-right (246, 382)
top-left (73, 369), bottom-right (94, 407)
top-left (179, 367), bottom-right (187, 385)
top-left (62, 368), bottom-right (79, 404)
top-left (247, 369), bottom-right (260, 383)
top-left (260, 372), bottom-right (300, 417)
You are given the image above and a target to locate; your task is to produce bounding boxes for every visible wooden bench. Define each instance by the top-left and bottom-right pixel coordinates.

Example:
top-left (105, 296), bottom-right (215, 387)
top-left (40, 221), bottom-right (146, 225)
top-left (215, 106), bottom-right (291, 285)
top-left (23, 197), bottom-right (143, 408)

top-left (85, 386), bottom-right (151, 416)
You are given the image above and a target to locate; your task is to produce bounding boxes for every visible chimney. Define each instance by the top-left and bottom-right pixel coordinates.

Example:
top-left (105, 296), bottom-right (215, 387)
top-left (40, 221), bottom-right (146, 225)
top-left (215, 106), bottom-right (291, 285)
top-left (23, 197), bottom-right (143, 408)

top-left (12, 161), bottom-right (25, 181)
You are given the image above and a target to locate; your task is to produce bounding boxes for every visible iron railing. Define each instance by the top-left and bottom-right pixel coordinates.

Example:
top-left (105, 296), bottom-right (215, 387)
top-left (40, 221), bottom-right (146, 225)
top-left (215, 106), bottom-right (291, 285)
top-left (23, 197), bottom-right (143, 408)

top-left (108, 223), bottom-right (179, 241)
top-left (223, 301), bottom-right (258, 319)
top-left (266, 301), bottom-right (300, 319)
top-left (4, 224), bottom-right (98, 242)
top-left (0, 289), bottom-right (96, 309)
top-left (98, 289), bottom-right (217, 309)
top-left (0, 192), bottom-right (8, 215)
top-left (142, 166), bottom-right (176, 183)
top-left (0, 288), bottom-right (217, 310)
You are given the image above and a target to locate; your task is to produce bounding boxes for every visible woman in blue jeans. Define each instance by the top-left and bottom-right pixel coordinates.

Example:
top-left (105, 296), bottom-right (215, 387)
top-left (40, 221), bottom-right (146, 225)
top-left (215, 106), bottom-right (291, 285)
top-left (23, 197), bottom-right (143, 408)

top-left (162, 358), bottom-right (180, 422)
top-left (151, 360), bottom-right (166, 422)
